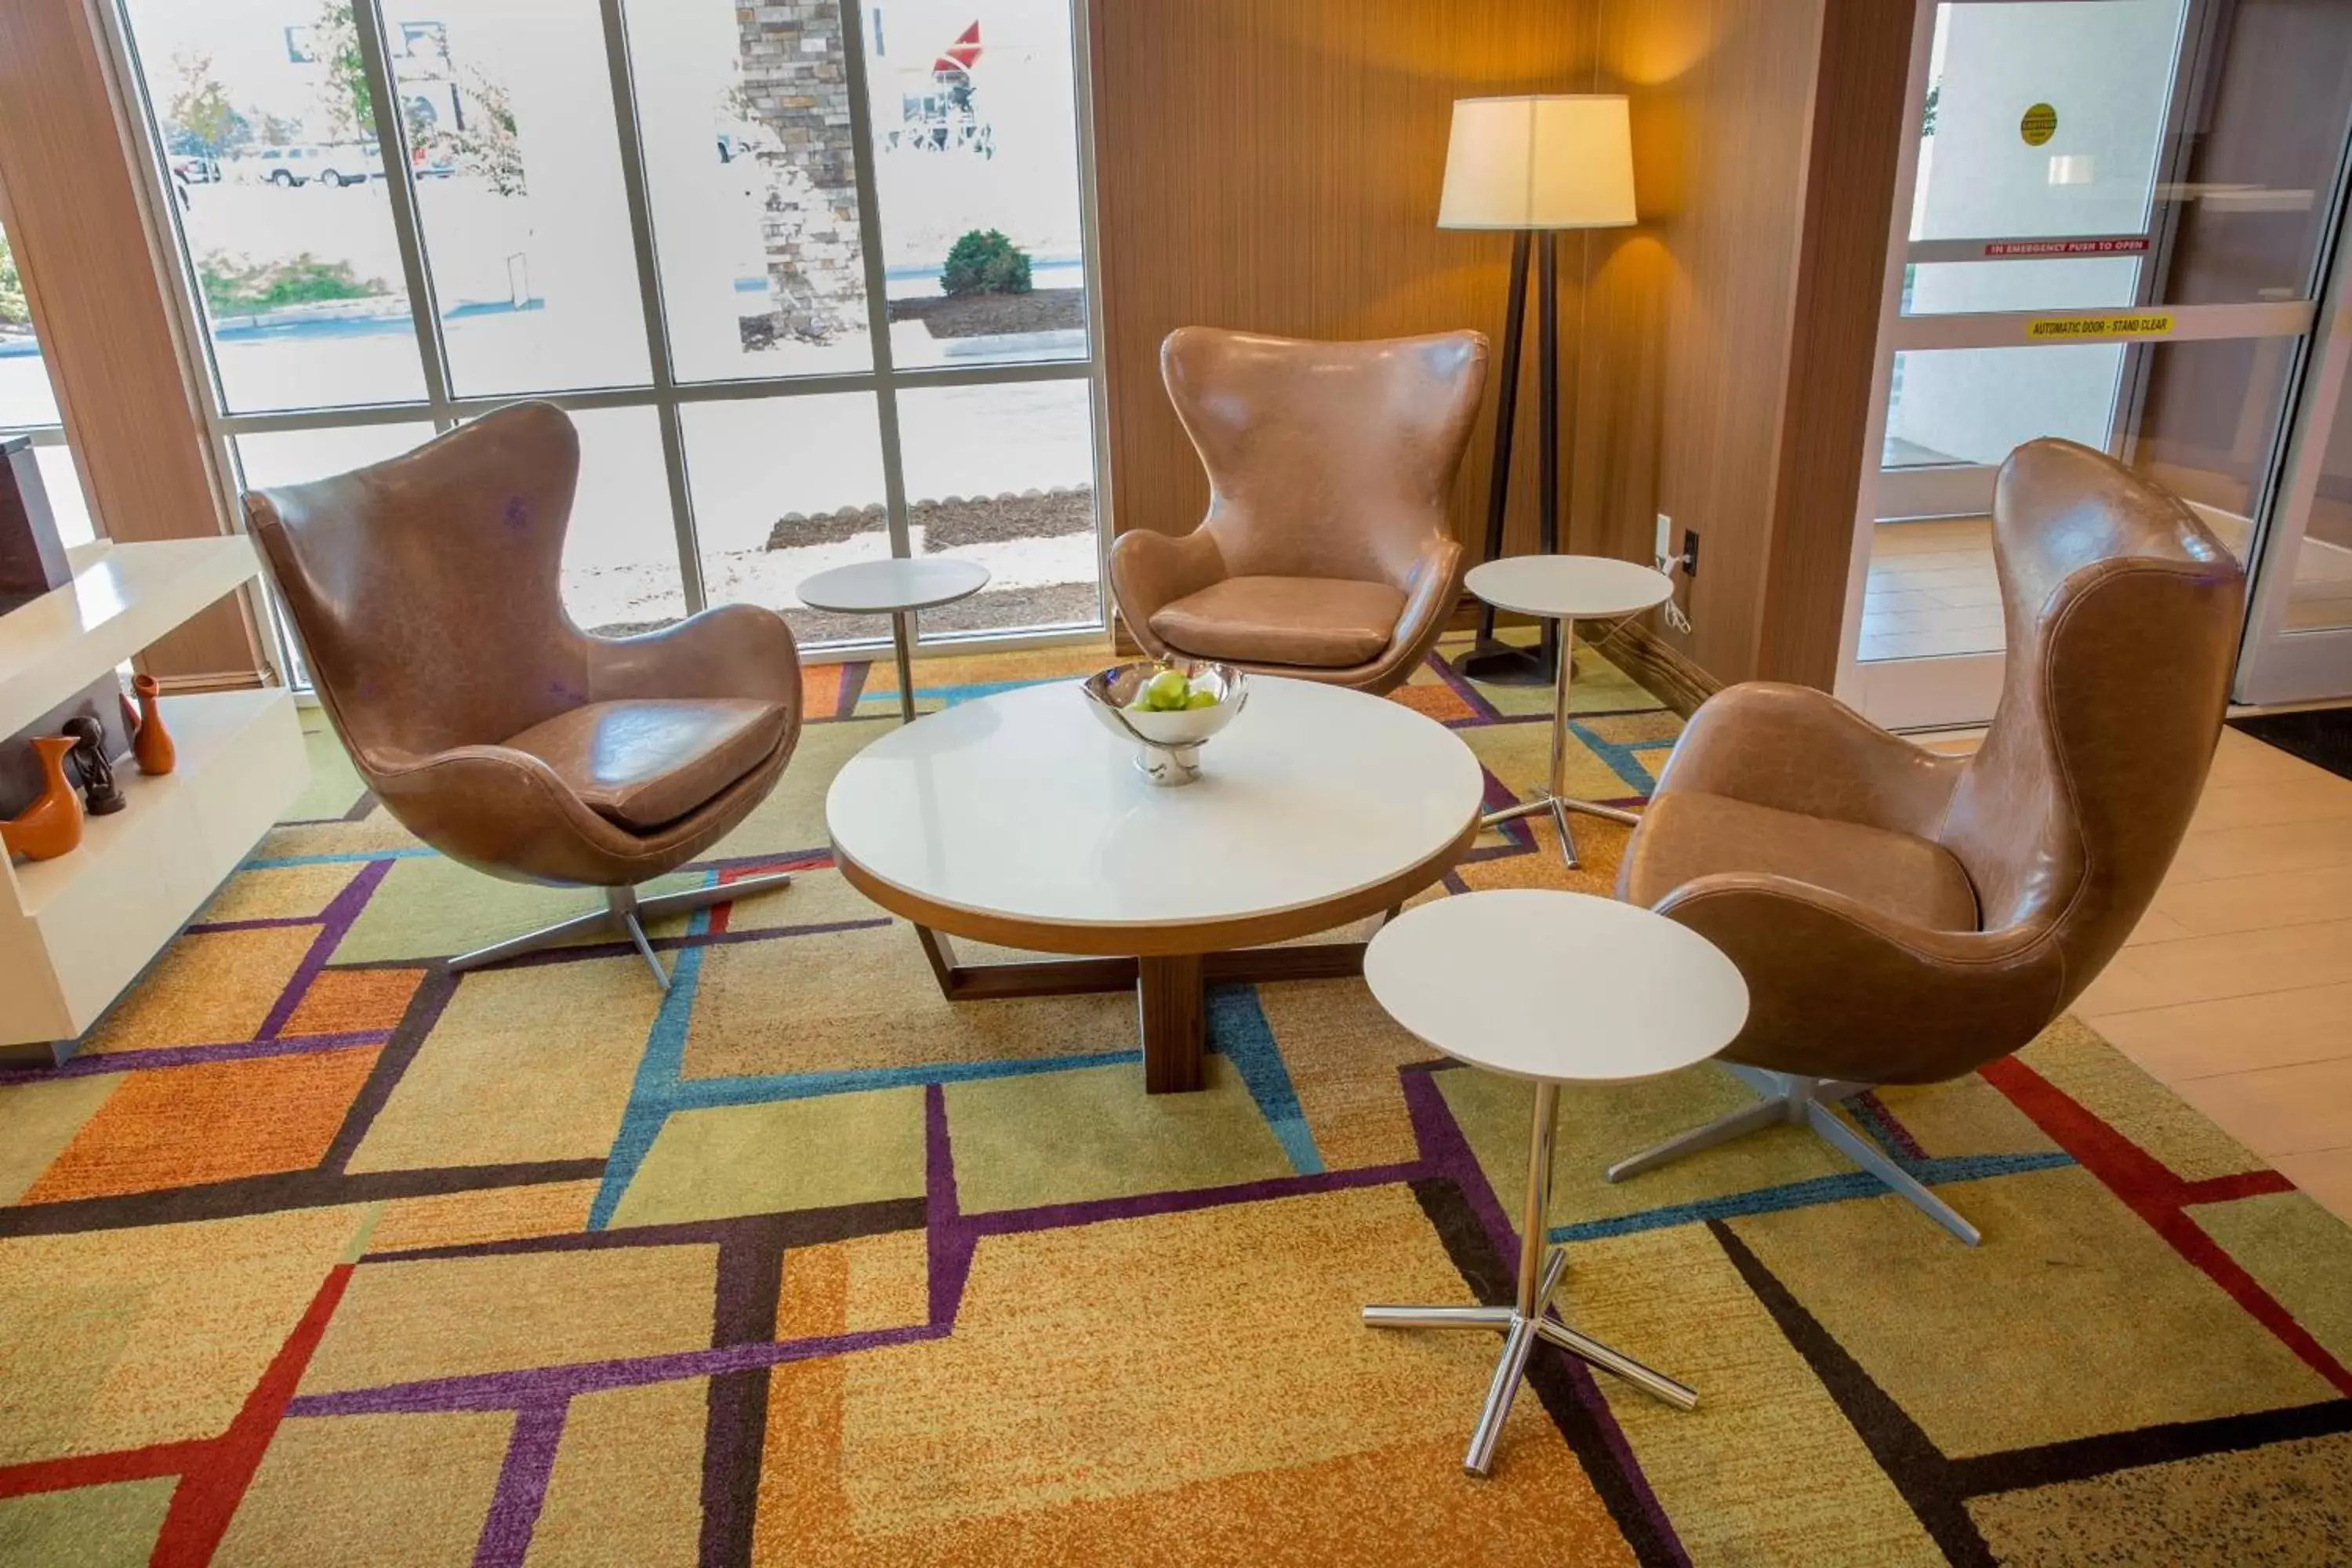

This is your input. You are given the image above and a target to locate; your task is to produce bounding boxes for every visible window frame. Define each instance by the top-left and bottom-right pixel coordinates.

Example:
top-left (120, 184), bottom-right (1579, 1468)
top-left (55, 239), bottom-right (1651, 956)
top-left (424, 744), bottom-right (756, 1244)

top-left (99, 0), bottom-right (1114, 686)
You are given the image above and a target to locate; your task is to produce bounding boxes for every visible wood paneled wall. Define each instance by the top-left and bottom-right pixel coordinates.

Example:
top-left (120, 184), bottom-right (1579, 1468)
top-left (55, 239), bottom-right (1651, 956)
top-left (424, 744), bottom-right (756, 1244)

top-left (1575, 0), bottom-right (1910, 691)
top-left (1087, 0), bottom-right (1595, 568)
top-left (1089, 0), bottom-right (1913, 692)
top-left (0, 0), bottom-right (261, 685)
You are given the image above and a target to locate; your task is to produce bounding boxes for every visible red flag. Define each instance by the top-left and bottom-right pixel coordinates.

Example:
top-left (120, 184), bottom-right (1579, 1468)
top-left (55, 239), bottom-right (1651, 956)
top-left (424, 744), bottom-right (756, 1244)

top-left (936, 22), bottom-right (982, 72)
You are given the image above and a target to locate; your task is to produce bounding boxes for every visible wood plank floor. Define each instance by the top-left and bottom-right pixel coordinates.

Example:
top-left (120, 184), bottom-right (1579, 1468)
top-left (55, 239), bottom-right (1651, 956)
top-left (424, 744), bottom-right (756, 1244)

top-left (2061, 727), bottom-right (2352, 1223)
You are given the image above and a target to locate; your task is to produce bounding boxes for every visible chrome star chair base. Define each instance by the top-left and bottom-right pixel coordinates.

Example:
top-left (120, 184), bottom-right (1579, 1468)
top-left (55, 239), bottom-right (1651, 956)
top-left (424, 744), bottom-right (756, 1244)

top-left (1364, 1082), bottom-right (1698, 1477)
top-left (1477, 620), bottom-right (1641, 871)
top-left (1606, 1062), bottom-right (1982, 1245)
top-left (447, 873), bottom-right (793, 993)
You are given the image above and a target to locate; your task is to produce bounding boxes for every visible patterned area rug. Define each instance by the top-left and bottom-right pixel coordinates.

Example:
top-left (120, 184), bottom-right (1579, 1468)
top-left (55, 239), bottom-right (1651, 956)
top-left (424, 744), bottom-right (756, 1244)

top-left (3, 633), bottom-right (2350, 1566)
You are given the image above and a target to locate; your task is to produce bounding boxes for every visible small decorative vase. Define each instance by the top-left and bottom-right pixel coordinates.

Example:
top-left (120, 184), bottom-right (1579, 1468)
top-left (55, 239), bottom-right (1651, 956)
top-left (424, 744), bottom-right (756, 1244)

top-left (127, 673), bottom-right (176, 776)
top-left (2, 735), bottom-right (86, 862)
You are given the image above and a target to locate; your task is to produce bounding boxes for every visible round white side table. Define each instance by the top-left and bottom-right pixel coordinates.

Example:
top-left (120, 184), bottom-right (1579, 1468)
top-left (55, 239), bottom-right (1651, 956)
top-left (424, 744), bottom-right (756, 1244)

top-left (1360, 887), bottom-right (1749, 1477)
top-left (796, 557), bottom-right (990, 723)
top-left (1465, 556), bottom-right (1673, 869)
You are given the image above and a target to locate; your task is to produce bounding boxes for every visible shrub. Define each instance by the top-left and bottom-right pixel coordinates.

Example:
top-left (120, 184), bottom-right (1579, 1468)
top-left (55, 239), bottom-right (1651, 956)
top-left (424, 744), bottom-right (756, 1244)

top-left (199, 252), bottom-right (389, 316)
top-left (941, 228), bottom-right (1033, 296)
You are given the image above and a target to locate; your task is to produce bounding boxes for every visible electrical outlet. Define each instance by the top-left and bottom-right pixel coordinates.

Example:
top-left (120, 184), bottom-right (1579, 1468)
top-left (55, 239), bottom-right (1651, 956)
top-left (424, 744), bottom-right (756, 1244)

top-left (1680, 528), bottom-right (1700, 579)
top-left (1654, 513), bottom-right (1674, 566)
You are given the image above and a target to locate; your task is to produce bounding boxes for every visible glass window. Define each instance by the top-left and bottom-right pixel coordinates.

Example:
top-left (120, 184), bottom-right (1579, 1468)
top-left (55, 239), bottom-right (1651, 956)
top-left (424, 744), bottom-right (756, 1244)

top-left (1911, 2), bottom-right (2189, 245)
top-left (683, 394), bottom-right (892, 646)
top-left (233, 420), bottom-right (437, 488)
top-left (860, 0), bottom-right (1089, 369)
top-left (1, 215), bottom-right (99, 548)
top-left (380, 0), bottom-right (652, 395)
top-left (895, 380), bottom-right (1101, 637)
top-left (2281, 368), bottom-right (2352, 632)
top-left (1886, 343), bottom-right (2125, 470)
top-left (0, 216), bottom-right (62, 430)
top-left (560, 405), bottom-right (685, 635)
top-left (119, 0), bottom-right (430, 411)
top-left (1864, 338), bottom-right (2299, 662)
top-left (101, 0), bottom-right (1102, 686)
top-left (625, 0), bottom-right (874, 383)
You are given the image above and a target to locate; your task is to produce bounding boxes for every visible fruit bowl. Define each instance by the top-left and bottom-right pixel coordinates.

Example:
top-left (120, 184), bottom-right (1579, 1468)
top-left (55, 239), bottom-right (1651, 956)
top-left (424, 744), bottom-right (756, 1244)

top-left (1080, 659), bottom-right (1249, 786)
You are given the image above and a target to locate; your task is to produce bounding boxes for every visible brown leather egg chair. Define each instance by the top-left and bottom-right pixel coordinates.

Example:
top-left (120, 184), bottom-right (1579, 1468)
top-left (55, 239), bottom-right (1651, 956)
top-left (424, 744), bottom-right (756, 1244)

top-left (1611, 439), bottom-right (2245, 1242)
top-left (1107, 327), bottom-right (1488, 695)
top-left (244, 401), bottom-right (802, 992)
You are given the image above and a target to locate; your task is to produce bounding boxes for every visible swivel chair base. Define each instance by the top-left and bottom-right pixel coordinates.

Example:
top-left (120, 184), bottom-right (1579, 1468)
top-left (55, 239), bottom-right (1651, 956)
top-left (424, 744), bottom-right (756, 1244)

top-left (1606, 1063), bottom-right (1983, 1245)
top-left (448, 873), bottom-right (794, 993)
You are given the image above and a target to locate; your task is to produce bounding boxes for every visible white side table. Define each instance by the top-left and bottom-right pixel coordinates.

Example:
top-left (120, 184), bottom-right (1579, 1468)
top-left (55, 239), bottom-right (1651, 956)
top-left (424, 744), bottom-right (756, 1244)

top-left (1361, 888), bottom-right (1748, 1477)
top-left (1465, 556), bottom-right (1673, 869)
top-left (796, 557), bottom-right (990, 723)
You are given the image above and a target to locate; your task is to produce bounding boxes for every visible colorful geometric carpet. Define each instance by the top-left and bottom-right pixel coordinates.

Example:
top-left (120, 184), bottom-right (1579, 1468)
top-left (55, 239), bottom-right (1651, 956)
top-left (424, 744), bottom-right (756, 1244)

top-left (4, 632), bottom-right (2350, 1566)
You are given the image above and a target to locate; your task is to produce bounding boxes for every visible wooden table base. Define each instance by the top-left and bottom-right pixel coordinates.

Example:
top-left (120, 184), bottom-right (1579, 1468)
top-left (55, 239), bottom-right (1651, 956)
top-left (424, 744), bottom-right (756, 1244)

top-left (913, 924), bottom-right (1383, 1093)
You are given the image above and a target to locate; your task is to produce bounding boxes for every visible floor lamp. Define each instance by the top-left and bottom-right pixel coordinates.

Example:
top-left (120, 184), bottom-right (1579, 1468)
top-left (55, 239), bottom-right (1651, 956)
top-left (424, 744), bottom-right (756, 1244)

top-left (1443, 96), bottom-right (1638, 684)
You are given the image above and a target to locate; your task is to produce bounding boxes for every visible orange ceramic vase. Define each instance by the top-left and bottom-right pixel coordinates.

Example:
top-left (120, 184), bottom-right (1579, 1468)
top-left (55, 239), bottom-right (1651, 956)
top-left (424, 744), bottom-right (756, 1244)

top-left (2, 735), bottom-right (86, 862)
top-left (129, 673), bottom-right (176, 776)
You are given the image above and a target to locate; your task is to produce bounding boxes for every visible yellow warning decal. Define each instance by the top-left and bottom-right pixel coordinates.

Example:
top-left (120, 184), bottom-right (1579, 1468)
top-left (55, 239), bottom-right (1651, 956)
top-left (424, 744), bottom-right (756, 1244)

top-left (2026, 314), bottom-right (2174, 340)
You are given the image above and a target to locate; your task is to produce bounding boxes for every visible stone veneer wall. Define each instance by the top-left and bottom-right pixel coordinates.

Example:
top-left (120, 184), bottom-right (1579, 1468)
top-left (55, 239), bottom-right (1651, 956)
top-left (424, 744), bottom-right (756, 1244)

top-left (734, 2), bottom-right (865, 340)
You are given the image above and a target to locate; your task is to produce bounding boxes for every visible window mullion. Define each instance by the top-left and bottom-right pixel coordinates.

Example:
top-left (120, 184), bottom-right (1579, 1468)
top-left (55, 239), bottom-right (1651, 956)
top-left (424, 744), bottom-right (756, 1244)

top-left (597, 0), bottom-right (706, 614)
top-left (840, 0), bottom-right (911, 562)
top-left (348, 0), bottom-right (455, 426)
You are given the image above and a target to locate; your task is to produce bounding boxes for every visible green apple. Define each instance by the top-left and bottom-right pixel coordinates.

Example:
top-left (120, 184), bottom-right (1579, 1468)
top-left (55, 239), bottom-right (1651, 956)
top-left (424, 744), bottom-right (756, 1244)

top-left (1144, 669), bottom-right (1190, 710)
top-left (1185, 688), bottom-right (1219, 710)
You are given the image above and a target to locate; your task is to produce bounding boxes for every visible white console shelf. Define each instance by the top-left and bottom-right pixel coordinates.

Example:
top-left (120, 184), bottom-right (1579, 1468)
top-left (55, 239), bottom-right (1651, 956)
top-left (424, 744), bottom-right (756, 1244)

top-left (0, 538), bottom-right (305, 1058)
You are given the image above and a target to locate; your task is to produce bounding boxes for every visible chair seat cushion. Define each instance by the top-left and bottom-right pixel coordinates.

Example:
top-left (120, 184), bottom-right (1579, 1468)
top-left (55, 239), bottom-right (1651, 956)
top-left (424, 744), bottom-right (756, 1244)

top-left (504, 699), bottom-right (789, 831)
top-left (1149, 575), bottom-right (1406, 669)
top-left (1622, 789), bottom-right (1981, 933)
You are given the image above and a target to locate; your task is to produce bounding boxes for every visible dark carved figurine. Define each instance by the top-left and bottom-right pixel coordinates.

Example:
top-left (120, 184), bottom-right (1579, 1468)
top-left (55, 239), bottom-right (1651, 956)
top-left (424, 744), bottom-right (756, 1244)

top-left (64, 716), bottom-right (127, 816)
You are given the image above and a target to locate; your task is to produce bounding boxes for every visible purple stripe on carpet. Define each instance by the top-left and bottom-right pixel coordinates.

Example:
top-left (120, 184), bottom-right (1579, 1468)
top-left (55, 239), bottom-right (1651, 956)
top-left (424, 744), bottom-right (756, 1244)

top-left (253, 858), bottom-right (395, 1041)
top-left (472, 1398), bottom-right (568, 1568)
top-left (0, 1029), bottom-right (390, 1086)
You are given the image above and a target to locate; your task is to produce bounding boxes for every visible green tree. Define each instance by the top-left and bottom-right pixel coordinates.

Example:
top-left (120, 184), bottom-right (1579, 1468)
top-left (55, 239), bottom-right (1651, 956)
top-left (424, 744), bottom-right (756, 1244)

top-left (312, 1), bottom-right (373, 141)
top-left (941, 230), bottom-right (1033, 297)
top-left (253, 110), bottom-right (304, 147)
top-left (166, 51), bottom-right (250, 158)
top-left (0, 227), bottom-right (28, 328)
top-left (442, 67), bottom-right (525, 195)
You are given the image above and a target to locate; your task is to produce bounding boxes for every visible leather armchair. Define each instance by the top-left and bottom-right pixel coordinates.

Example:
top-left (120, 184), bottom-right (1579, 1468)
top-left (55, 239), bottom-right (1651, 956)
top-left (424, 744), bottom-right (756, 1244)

top-left (1108, 328), bottom-right (1487, 695)
top-left (244, 401), bottom-right (801, 989)
top-left (1611, 439), bottom-right (2245, 1242)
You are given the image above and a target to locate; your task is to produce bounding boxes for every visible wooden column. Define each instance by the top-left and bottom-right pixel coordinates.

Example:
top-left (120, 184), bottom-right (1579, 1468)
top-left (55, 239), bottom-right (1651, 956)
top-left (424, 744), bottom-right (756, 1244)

top-left (1751, 0), bottom-right (1917, 688)
top-left (0, 0), bottom-right (263, 688)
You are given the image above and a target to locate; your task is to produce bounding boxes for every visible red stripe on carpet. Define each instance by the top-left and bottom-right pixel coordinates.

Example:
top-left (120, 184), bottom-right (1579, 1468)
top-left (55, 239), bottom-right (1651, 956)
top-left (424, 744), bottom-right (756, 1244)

top-left (150, 1262), bottom-right (355, 1566)
top-left (0, 1439), bottom-right (212, 1500)
top-left (1981, 1056), bottom-right (2352, 1398)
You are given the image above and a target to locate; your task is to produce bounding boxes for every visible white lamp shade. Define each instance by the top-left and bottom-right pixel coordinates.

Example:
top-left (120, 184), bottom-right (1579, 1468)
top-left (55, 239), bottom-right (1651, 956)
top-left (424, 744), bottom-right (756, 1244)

top-left (1438, 95), bottom-right (1637, 230)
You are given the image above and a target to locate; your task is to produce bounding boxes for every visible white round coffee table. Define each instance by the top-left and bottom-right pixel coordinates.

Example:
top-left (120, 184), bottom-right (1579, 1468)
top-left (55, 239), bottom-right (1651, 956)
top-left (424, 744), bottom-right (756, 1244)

top-left (1465, 555), bottom-right (1673, 869)
top-left (827, 677), bottom-right (1485, 1092)
top-left (1360, 888), bottom-right (1748, 1477)
top-left (797, 557), bottom-right (990, 723)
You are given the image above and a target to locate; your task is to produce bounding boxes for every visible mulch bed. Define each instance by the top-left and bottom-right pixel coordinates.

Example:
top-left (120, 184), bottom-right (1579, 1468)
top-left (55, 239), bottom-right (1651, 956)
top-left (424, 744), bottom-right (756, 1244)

top-left (764, 487), bottom-right (1094, 553)
top-left (885, 289), bottom-right (1086, 338)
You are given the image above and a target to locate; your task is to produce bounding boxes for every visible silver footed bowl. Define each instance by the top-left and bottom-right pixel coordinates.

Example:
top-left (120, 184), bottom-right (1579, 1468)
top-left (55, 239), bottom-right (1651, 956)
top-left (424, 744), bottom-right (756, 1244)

top-left (1079, 659), bottom-right (1249, 786)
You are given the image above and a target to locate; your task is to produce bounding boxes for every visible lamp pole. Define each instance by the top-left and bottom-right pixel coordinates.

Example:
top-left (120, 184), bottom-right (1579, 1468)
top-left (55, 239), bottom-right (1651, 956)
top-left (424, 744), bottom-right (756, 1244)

top-left (1457, 227), bottom-right (1564, 684)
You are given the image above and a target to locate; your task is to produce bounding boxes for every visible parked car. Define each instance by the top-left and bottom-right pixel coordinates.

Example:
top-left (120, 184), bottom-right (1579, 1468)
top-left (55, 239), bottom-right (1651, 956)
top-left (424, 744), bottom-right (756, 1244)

top-left (228, 146), bottom-right (323, 187)
top-left (169, 154), bottom-right (220, 185)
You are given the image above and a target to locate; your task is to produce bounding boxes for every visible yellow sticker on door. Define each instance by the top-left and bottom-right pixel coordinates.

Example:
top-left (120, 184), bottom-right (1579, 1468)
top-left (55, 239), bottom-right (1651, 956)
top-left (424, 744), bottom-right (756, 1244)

top-left (2026, 314), bottom-right (2174, 340)
top-left (2020, 103), bottom-right (2058, 146)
